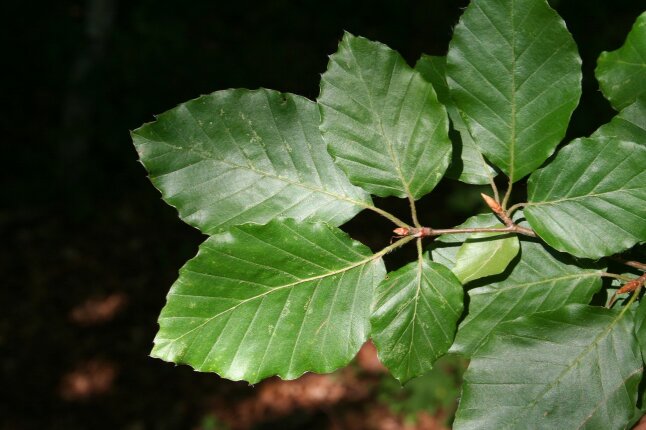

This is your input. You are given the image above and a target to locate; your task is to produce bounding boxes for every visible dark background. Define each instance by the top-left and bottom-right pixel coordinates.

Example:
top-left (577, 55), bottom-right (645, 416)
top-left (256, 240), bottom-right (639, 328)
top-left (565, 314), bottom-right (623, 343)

top-left (3, 0), bottom-right (644, 428)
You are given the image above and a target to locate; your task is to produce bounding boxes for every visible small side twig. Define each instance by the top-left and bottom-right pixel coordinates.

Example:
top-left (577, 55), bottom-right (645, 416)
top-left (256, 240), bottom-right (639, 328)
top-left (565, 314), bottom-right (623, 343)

top-left (611, 257), bottom-right (646, 272)
top-left (608, 273), bottom-right (646, 308)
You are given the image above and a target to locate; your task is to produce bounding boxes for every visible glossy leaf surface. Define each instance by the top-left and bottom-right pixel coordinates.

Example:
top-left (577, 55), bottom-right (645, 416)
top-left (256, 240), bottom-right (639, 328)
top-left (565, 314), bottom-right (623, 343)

top-left (526, 137), bottom-right (646, 259)
top-left (454, 305), bottom-right (642, 430)
top-left (596, 12), bottom-right (646, 110)
top-left (151, 219), bottom-right (386, 383)
top-left (447, 0), bottom-right (581, 182)
top-left (133, 89), bottom-right (371, 234)
top-left (371, 254), bottom-right (463, 382)
top-left (319, 33), bottom-right (451, 199)
top-left (415, 55), bottom-right (496, 185)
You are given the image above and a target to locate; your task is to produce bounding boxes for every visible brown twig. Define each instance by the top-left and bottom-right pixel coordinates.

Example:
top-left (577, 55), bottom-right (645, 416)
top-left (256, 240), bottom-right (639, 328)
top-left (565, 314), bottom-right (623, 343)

top-left (611, 257), bottom-right (646, 271)
top-left (608, 273), bottom-right (646, 308)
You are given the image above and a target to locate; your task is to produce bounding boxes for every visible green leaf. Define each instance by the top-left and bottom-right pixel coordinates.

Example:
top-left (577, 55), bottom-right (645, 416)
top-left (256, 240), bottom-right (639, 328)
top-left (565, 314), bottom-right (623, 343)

top-left (415, 55), bottom-right (497, 185)
top-left (370, 253), bottom-right (463, 383)
top-left (595, 12), bottom-right (646, 111)
top-left (318, 32), bottom-right (452, 199)
top-left (431, 213), bottom-right (501, 268)
top-left (452, 226), bottom-right (519, 284)
top-left (635, 298), bottom-right (646, 362)
top-left (431, 213), bottom-right (603, 356)
top-left (452, 239), bottom-right (603, 356)
top-left (592, 97), bottom-right (646, 143)
top-left (525, 137), bottom-right (646, 259)
top-left (151, 219), bottom-right (386, 383)
top-left (446, 0), bottom-right (582, 182)
top-left (454, 304), bottom-right (642, 430)
top-left (132, 88), bottom-right (371, 235)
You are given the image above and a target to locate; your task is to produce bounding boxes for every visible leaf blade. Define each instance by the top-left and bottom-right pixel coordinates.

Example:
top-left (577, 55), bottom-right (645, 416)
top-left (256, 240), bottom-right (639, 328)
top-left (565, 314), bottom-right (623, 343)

top-left (133, 88), bottom-right (371, 234)
top-left (446, 0), bottom-right (582, 181)
top-left (525, 137), bottom-right (646, 259)
top-left (595, 12), bottom-right (646, 110)
top-left (452, 227), bottom-right (519, 284)
top-left (371, 254), bottom-right (463, 382)
top-left (151, 219), bottom-right (386, 383)
top-left (415, 55), bottom-right (497, 185)
top-left (453, 304), bottom-right (642, 430)
top-left (318, 33), bottom-right (452, 199)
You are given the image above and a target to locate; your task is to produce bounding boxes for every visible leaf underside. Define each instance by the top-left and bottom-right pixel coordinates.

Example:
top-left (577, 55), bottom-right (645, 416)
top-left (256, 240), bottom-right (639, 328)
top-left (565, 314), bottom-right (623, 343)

top-left (133, 88), bottom-right (371, 235)
top-left (415, 54), bottom-right (496, 185)
top-left (526, 137), bottom-right (646, 259)
top-left (152, 219), bottom-right (386, 384)
top-left (318, 32), bottom-right (452, 199)
top-left (453, 304), bottom-right (642, 430)
top-left (370, 254), bottom-right (463, 383)
top-left (446, 0), bottom-right (582, 182)
top-left (595, 12), bottom-right (646, 111)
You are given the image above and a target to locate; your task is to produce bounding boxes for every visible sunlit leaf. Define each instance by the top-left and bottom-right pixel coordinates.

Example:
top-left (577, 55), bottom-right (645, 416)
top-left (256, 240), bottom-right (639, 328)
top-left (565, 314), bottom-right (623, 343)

top-left (151, 219), bottom-right (386, 383)
top-left (592, 97), bottom-right (646, 144)
top-left (133, 88), bottom-right (371, 234)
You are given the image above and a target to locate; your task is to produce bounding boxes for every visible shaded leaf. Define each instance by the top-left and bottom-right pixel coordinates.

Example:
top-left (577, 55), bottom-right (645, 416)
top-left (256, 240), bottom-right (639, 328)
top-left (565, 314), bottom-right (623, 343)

top-left (452, 226), bottom-right (519, 284)
top-left (318, 33), bottom-right (451, 199)
top-left (151, 219), bottom-right (386, 383)
top-left (596, 12), bottom-right (646, 111)
top-left (454, 304), bottom-right (642, 430)
top-left (635, 298), bottom-right (646, 362)
top-left (415, 55), bottom-right (496, 185)
top-left (446, 0), bottom-right (581, 182)
top-left (133, 88), bottom-right (371, 234)
top-left (371, 253), bottom-right (463, 382)
top-left (592, 97), bottom-right (646, 144)
top-left (525, 137), bottom-right (646, 259)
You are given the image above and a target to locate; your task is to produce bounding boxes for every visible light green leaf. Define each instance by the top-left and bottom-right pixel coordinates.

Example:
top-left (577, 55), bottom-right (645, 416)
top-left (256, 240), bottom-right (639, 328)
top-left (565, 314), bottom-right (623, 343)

top-left (318, 32), bottom-right (451, 199)
top-left (525, 137), bottom-right (646, 259)
top-left (133, 88), bottom-right (371, 235)
top-left (452, 226), bottom-right (519, 284)
top-left (431, 213), bottom-right (500, 268)
top-left (151, 219), bottom-right (386, 384)
top-left (592, 97), bottom-right (646, 143)
top-left (446, 0), bottom-right (582, 182)
top-left (415, 55), bottom-right (497, 185)
top-left (454, 304), bottom-right (642, 430)
top-left (370, 253), bottom-right (463, 383)
top-left (596, 12), bottom-right (646, 111)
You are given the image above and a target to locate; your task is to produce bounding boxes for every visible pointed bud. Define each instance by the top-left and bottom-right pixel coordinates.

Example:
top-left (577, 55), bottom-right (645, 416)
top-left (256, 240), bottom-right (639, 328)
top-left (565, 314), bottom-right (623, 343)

top-left (393, 227), bottom-right (409, 236)
top-left (481, 193), bottom-right (503, 215)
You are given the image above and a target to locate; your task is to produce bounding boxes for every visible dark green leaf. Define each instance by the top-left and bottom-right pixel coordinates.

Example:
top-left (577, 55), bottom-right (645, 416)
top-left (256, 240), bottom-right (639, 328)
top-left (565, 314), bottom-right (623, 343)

top-left (454, 304), bottom-right (642, 430)
top-left (133, 88), bottom-right (371, 234)
top-left (525, 137), bottom-right (646, 259)
top-left (595, 12), bottom-right (646, 110)
top-left (592, 97), bottom-right (646, 144)
top-left (151, 219), bottom-right (386, 383)
top-left (452, 227), bottom-right (519, 284)
top-left (447, 0), bottom-right (582, 182)
top-left (318, 33), bottom-right (451, 199)
top-left (415, 55), bottom-right (496, 185)
top-left (371, 253), bottom-right (463, 382)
